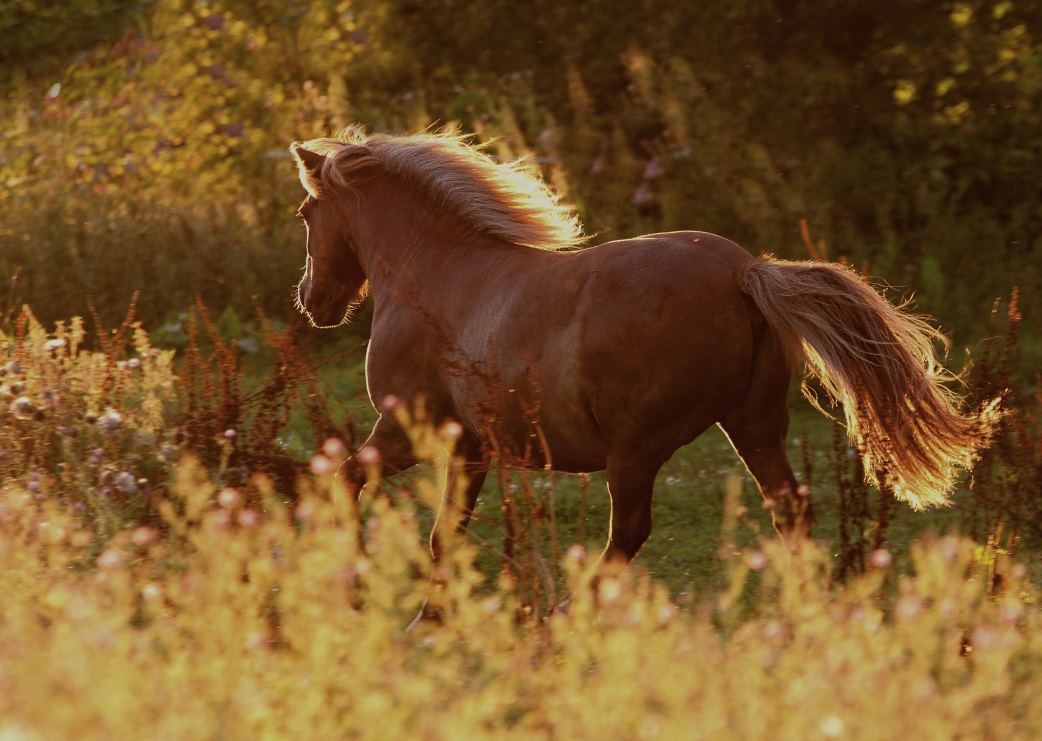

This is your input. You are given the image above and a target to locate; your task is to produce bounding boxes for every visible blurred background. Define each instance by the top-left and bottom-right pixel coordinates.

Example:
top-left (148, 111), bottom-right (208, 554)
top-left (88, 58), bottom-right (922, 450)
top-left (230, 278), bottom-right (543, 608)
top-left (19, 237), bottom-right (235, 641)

top-left (2, 0), bottom-right (1040, 367)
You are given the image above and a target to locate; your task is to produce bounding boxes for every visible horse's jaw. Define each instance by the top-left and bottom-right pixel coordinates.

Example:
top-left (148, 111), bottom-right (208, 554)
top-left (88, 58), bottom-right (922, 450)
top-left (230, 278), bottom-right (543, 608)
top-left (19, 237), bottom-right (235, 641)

top-left (298, 284), bottom-right (358, 329)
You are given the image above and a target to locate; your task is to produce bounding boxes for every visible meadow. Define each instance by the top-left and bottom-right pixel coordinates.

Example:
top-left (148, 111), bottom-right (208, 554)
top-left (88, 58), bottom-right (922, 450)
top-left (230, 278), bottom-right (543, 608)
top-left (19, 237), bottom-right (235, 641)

top-left (2, 297), bottom-right (1041, 738)
top-left (3, 2), bottom-right (1042, 736)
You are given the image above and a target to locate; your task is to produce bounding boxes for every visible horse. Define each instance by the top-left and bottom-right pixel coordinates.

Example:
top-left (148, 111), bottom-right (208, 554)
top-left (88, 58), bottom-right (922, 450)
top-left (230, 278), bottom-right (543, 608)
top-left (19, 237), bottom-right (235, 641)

top-left (288, 126), bottom-right (999, 566)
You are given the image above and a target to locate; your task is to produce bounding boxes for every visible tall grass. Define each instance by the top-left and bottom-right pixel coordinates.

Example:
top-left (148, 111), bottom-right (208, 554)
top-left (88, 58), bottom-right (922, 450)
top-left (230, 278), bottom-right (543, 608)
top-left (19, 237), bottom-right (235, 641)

top-left (1, 457), bottom-right (1040, 738)
top-left (2, 306), bottom-right (1042, 737)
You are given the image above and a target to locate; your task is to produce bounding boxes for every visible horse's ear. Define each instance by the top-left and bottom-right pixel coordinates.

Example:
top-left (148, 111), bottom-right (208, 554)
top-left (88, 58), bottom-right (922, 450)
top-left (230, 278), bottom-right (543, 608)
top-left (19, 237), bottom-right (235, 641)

top-left (290, 142), bottom-right (326, 197)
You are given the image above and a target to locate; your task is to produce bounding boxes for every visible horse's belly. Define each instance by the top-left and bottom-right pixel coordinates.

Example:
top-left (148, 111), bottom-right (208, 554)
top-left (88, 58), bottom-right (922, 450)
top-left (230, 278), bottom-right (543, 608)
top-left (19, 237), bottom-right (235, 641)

top-left (462, 394), bottom-right (607, 473)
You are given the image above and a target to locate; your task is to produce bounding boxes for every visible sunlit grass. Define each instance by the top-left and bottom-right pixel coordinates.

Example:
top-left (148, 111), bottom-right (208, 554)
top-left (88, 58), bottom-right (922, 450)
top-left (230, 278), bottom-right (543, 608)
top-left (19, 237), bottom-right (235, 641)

top-left (3, 310), bottom-right (1040, 738)
top-left (0, 462), bottom-right (1039, 739)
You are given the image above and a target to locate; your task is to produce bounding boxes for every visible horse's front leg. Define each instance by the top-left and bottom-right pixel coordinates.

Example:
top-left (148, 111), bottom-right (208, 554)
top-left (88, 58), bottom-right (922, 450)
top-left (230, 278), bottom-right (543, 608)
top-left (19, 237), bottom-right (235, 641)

top-left (338, 414), bottom-right (419, 497)
top-left (429, 435), bottom-right (489, 561)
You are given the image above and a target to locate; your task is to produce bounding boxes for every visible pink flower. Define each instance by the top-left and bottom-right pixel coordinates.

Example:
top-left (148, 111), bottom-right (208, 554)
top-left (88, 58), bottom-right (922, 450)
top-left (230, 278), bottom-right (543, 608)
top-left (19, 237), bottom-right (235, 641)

top-left (642, 156), bottom-right (663, 179)
top-left (631, 182), bottom-right (653, 205)
top-left (869, 549), bottom-right (892, 569)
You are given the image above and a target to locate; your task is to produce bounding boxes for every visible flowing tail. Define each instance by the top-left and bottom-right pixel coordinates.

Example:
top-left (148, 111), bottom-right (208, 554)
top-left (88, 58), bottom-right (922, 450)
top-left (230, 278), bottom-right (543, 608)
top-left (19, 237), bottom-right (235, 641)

top-left (737, 256), bottom-right (1002, 509)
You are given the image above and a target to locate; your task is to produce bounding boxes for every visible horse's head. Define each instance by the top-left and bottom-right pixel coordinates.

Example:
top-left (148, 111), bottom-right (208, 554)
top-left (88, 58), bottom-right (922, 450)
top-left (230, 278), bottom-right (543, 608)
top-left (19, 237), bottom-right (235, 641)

top-left (290, 143), bottom-right (369, 328)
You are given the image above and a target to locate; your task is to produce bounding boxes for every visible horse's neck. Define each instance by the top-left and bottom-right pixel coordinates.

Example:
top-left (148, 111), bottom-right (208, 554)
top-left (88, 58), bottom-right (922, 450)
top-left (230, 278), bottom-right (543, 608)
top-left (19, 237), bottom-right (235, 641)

top-left (354, 184), bottom-right (514, 292)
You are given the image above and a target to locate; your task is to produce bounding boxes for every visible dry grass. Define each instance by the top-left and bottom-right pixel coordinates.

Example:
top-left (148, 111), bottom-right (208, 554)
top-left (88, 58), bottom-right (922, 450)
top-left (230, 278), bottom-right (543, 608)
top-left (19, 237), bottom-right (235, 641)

top-left (1, 458), bottom-right (1041, 738)
top-left (3, 310), bottom-right (1042, 739)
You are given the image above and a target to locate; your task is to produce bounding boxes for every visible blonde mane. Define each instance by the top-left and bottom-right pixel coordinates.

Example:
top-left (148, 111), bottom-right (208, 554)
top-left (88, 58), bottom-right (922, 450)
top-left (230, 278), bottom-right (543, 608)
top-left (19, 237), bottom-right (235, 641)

top-left (296, 127), bottom-right (585, 251)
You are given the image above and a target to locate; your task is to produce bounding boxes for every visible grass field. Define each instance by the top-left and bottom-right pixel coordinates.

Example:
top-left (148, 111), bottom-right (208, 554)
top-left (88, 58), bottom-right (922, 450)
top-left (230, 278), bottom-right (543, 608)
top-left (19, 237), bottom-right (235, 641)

top-left (1, 308), bottom-right (1039, 738)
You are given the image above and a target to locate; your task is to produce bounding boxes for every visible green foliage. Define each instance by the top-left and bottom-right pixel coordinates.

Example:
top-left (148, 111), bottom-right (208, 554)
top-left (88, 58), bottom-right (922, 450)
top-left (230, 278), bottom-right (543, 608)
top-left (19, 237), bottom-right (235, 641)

top-left (4, 1), bottom-right (1041, 350)
top-left (0, 0), bottom-right (144, 72)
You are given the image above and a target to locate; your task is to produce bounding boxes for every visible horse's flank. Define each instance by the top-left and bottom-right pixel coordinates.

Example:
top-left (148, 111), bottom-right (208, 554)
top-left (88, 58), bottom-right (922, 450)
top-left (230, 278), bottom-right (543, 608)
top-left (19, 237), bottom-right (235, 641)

top-left (293, 127), bottom-right (584, 251)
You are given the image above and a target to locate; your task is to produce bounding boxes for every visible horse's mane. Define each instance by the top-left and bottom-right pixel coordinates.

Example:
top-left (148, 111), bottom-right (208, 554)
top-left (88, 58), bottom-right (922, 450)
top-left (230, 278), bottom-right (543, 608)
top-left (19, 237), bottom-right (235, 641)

top-left (296, 126), bottom-right (585, 251)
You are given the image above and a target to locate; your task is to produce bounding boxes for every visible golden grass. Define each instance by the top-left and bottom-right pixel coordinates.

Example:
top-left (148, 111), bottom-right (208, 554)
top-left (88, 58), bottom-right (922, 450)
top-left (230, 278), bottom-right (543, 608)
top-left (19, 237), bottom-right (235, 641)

top-left (2, 310), bottom-right (1039, 739)
top-left (0, 458), bottom-right (1039, 740)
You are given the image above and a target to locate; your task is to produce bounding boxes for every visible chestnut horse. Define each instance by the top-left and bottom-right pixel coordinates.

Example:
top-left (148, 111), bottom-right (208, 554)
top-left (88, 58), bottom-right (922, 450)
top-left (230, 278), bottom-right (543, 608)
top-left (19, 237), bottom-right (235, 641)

top-left (289, 127), bottom-right (997, 563)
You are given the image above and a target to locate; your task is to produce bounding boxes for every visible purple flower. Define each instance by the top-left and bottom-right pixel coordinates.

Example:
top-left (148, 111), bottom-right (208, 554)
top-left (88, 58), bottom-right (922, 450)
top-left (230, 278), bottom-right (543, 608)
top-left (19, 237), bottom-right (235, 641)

top-left (642, 156), bottom-right (663, 180)
top-left (115, 471), bottom-right (137, 494)
top-left (96, 410), bottom-right (123, 436)
top-left (631, 182), bottom-right (653, 205)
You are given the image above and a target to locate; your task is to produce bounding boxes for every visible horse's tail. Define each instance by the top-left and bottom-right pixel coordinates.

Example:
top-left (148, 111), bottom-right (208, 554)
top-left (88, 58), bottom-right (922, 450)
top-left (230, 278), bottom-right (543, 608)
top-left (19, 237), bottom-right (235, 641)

top-left (737, 256), bottom-right (1002, 509)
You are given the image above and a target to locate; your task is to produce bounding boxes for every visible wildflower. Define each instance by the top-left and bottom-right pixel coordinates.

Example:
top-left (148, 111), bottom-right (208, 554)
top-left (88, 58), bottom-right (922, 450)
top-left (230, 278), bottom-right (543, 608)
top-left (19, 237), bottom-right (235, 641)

top-left (114, 471), bottom-right (137, 494)
top-left (238, 509), bottom-right (259, 528)
top-left (295, 501), bottom-right (315, 521)
top-left (127, 358), bottom-right (141, 369)
top-left (896, 594), bottom-right (922, 621)
top-left (869, 548), bottom-right (892, 570)
top-left (6, 360), bottom-right (23, 375)
top-left (310, 454), bottom-right (336, 476)
top-left (131, 527), bottom-right (156, 546)
top-left (9, 396), bottom-right (35, 419)
top-left (971, 624), bottom-right (999, 651)
top-left (39, 387), bottom-right (58, 405)
top-left (322, 437), bottom-right (347, 460)
top-left (96, 548), bottom-right (124, 570)
top-left (440, 421), bottom-right (463, 440)
top-left (642, 155), bottom-right (663, 179)
top-left (745, 551), bottom-right (768, 570)
top-left (631, 182), bottom-right (653, 205)
top-left (96, 410), bottom-right (123, 436)
top-left (566, 544), bottom-right (586, 563)
top-left (89, 448), bottom-right (104, 465)
top-left (45, 338), bottom-right (66, 352)
top-left (223, 428), bottom-right (237, 440)
top-left (598, 577), bottom-right (622, 602)
top-left (217, 487), bottom-right (241, 508)
top-left (356, 446), bottom-right (381, 465)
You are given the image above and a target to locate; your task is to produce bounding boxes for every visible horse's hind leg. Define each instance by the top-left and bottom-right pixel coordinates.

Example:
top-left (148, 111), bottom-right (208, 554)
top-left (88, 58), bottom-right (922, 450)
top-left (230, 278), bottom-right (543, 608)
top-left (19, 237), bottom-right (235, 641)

top-left (601, 455), bottom-right (661, 566)
top-left (719, 337), bottom-right (812, 542)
